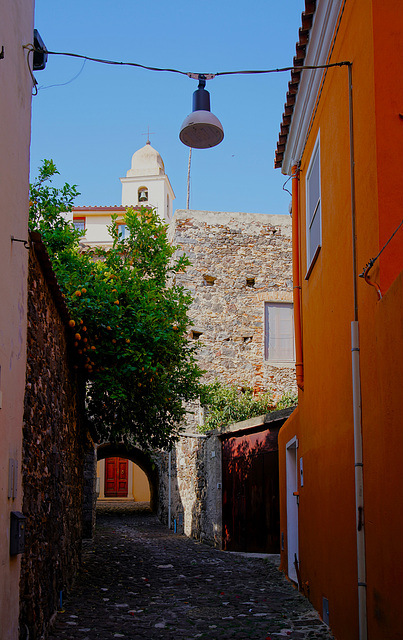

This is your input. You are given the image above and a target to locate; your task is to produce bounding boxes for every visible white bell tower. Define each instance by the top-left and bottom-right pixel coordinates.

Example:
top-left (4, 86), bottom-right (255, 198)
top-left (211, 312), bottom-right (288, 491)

top-left (120, 141), bottom-right (175, 223)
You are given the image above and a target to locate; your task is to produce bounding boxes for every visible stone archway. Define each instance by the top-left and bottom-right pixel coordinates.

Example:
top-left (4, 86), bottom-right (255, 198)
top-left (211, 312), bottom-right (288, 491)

top-left (97, 443), bottom-right (159, 513)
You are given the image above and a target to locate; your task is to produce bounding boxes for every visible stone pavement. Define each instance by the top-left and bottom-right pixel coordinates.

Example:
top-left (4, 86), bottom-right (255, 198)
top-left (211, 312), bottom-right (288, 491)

top-left (48, 503), bottom-right (334, 640)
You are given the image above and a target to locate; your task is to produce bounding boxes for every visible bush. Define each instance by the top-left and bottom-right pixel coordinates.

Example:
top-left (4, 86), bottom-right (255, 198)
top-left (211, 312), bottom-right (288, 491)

top-left (198, 382), bottom-right (297, 433)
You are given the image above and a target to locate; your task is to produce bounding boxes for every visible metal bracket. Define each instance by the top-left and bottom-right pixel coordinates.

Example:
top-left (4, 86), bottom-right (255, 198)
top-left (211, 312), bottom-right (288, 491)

top-left (187, 72), bottom-right (215, 80)
top-left (11, 236), bottom-right (31, 250)
top-left (0, 46), bottom-right (4, 59)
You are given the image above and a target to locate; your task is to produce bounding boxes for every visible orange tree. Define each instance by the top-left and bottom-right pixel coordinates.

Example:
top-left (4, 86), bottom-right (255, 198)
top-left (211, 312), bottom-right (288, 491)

top-left (30, 161), bottom-right (202, 448)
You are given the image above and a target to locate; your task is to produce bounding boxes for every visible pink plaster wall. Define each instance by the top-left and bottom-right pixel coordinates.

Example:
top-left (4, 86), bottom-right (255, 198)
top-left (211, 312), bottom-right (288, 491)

top-left (0, 1), bottom-right (34, 637)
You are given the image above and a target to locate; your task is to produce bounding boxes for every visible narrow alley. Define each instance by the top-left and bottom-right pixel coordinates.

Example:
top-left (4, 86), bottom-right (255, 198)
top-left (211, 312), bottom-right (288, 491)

top-left (47, 504), bottom-right (334, 640)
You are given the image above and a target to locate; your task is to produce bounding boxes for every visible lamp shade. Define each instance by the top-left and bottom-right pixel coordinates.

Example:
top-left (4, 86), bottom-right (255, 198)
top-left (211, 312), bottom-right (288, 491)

top-left (179, 110), bottom-right (224, 149)
top-left (179, 77), bottom-right (224, 149)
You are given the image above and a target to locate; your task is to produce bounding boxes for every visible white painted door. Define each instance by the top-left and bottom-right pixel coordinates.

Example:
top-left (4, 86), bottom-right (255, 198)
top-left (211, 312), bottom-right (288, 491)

top-left (286, 437), bottom-right (299, 583)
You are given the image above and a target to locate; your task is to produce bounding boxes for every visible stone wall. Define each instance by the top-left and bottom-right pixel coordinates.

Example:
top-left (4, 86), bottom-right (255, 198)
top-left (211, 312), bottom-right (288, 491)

top-left (19, 236), bottom-right (89, 640)
top-left (158, 408), bottom-right (294, 549)
top-left (169, 210), bottom-right (297, 396)
top-left (157, 211), bottom-right (297, 544)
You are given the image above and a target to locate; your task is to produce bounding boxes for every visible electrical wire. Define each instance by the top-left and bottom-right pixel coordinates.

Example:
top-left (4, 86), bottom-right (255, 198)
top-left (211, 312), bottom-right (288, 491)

top-left (23, 45), bottom-right (350, 80)
top-left (24, 45), bottom-right (38, 95)
top-left (38, 59), bottom-right (86, 90)
top-left (31, 47), bottom-right (190, 76)
top-left (360, 218), bottom-right (403, 276)
top-left (282, 175), bottom-right (292, 197)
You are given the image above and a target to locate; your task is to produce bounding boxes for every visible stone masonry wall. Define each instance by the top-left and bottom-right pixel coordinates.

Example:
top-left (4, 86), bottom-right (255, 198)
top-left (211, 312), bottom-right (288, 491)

top-left (158, 409), bottom-right (294, 549)
top-left (159, 212), bottom-right (297, 545)
top-left (19, 239), bottom-right (89, 640)
top-left (169, 210), bottom-right (297, 397)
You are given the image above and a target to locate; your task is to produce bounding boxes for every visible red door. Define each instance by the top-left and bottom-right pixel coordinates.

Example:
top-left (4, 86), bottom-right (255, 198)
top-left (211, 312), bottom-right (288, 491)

top-left (222, 427), bottom-right (280, 553)
top-left (105, 457), bottom-right (128, 497)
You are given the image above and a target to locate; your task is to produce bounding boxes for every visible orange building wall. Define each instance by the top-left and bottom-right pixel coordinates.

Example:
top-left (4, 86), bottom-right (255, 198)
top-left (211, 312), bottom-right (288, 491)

top-left (362, 270), bottom-right (403, 637)
top-left (372, 0), bottom-right (403, 292)
top-left (278, 1), bottom-right (403, 639)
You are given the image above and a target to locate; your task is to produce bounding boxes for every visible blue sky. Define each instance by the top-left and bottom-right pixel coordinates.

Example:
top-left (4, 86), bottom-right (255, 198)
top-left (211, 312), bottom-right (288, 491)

top-left (30, 1), bottom-right (303, 214)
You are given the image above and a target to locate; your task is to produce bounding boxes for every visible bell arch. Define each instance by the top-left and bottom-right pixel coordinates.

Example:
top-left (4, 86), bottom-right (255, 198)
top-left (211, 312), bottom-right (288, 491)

top-left (97, 443), bottom-right (159, 512)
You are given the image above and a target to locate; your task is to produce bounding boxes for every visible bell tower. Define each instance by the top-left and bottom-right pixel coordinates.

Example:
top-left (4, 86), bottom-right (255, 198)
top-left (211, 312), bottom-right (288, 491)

top-left (120, 141), bottom-right (175, 223)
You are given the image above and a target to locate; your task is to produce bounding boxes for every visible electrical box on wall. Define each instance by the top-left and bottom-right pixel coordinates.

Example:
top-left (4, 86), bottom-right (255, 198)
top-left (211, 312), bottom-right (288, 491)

top-left (10, 511), bottom-right (26, 555)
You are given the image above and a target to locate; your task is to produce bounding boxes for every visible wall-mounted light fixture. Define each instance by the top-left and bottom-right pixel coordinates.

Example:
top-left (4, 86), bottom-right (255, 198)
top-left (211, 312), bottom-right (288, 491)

top-left (33, 29), bottom-right (48, 71)
top-left (179, 74), bottom-right (224, 149)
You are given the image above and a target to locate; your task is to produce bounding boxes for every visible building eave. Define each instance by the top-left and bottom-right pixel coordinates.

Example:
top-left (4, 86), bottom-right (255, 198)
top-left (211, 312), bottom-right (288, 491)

top-left (274, 0), bottom-right (343, 175)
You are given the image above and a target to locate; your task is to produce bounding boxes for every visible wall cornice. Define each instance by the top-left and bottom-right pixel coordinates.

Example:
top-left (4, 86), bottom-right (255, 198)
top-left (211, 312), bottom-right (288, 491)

top-left (282, 0), bottom-right (343, 175)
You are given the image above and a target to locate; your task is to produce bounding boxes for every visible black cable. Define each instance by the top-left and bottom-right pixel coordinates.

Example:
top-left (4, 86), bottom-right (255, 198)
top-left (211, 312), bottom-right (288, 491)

top-left (25, 45), bottom-right (350, 79)
top-left (44, 49), bottom-right (190, 76)
top-left (360, 219), bottom-right (403, 276)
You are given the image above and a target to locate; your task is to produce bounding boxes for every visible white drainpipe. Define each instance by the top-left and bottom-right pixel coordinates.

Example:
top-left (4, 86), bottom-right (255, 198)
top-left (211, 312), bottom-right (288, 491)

top-left (351, 321), bottom-right (367, 640)
top-left (348, 63), bottom-right (367, 640)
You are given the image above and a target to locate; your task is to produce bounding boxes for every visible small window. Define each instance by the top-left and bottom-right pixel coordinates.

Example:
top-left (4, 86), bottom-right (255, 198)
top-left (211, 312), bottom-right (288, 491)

top-left (203, 275), bottom-right (216, 286)
top-left (118, 224), bottom-right (130, 239)
top-left (190, 330), bottom-right (203, 340)
top-left (73, 217), bottom-right (85, 232)
top-left (138, 187), bottom-right (148, 203)
top-left (306, 134), bottom-right (321, 273)
top-left (264, 302), bottom-right (295, 362)
top-left (246, 278), bottom-right (255, 288)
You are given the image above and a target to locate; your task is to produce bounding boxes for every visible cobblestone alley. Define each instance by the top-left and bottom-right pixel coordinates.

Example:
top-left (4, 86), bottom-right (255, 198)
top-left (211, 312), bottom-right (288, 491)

top-left (48, 504), bottom-right (334, 640)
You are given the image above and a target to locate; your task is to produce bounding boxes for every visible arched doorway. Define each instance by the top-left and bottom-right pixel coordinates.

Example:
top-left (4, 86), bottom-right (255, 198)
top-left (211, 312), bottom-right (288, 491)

top-left (96, 444), bottom-right (159, 513)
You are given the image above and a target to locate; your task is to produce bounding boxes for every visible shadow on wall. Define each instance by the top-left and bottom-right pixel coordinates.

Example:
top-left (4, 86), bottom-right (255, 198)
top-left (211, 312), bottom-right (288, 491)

top-left (189, 438), bottom-right (208, 541)
top-left (221, 426), bottom-right (280, 553)
top-left (97, 443), bottom-right (159, 512)
top-left (161, 448), bottom-right (185, 533)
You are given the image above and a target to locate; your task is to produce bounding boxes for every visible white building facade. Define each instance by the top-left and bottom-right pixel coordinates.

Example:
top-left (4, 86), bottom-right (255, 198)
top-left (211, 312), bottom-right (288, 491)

top-left (72, 142), bottom-right (175, 245)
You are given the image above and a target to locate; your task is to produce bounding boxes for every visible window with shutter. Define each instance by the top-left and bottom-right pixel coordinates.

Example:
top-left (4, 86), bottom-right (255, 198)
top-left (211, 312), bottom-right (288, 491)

top-left (306, 134), bottom-right (321, 273)
top-left (118, 224), bottom-right (130, 239)
top-left (73, 217), bottom-right (85, 232)
top-left (264, 302), bottom-right (295, 362)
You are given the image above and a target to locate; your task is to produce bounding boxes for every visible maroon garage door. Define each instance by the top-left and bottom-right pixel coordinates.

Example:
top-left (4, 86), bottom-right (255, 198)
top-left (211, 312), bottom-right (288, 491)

top-left (222, 427), bottom-right (280, 553)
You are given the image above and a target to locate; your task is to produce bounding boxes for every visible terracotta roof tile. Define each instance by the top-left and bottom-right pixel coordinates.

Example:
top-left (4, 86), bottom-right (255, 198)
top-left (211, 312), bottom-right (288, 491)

top-left (73, 206), bottom-right (126, 212)
top-left (274, 0), bottom-right (317, 169)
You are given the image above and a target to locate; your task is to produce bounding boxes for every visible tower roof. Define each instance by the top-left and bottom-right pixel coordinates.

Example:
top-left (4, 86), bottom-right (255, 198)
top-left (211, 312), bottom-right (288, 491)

top-left (126, 142), bottom-right (165, 178)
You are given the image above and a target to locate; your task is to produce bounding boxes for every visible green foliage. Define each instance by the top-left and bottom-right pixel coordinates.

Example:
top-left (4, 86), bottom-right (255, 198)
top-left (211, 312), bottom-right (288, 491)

top-left (29, 159), bottom-right (82, 254)
top-left (275, 389), bottom-right (298, 410)
top-left (29, 161), bottom-right (202, 449)
top-left (198, 382), bottom-right (297, 433)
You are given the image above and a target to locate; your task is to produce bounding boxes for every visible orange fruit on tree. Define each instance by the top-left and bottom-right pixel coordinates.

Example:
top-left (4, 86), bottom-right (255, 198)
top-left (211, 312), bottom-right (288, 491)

top-left (74, 290), bottom-right (81, 297)
top-left (68, 319), bottom-right (76, 328)
top-left (75, 333), bottom-right (81, 341)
